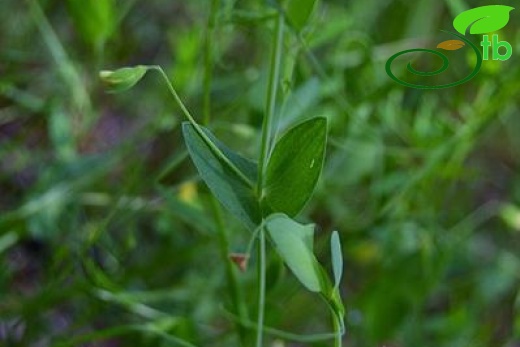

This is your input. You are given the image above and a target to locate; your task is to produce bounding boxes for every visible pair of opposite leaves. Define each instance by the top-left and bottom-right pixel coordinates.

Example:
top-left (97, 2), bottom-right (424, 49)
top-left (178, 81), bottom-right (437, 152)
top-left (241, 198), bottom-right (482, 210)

top-left (437, 5), bottom-right (514, 51)
top-left (100, 66), bottom-right (327, 229)
top-left (183, 109), bottom-right (345, 318)
top-left (183, 117), bottom-right (327, 230)
top-left (184, 115), bottom-right (345, 315)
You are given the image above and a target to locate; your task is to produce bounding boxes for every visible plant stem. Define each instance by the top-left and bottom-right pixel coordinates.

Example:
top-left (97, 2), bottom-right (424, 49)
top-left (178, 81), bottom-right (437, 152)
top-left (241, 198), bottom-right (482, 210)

top-left (255, 227), bottom-right (267, 347)
top-left (203, 0), bottom-right (219, 125)
top-left (150, 66), bottom-right (254, 189)
top-left (257, 13), bottom-right (284, 196)
top-left (332, 312), bottom-right (342, 347)
top-left (255, 13), bottom-right (284, 347)
top-left (201, 11), bottom-right (251, 344)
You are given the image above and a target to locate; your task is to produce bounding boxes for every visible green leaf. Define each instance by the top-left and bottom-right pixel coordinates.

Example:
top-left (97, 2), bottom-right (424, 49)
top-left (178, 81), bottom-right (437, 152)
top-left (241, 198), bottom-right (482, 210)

top-left (265, 213), bottom-right (324, 292)
top-left (182, 123), bottom-right (261, 230)
top-left (330, 230), bottom-right (343, 289)
top-left (453, 5), bottom-right (514, 35)
top-left (285, 0), bottom-right (318, 31)
top-left (264, 117), bottom-right (327, 217)
top-left (329, 231), bottom-right (345, 324)
top-left (99, 66), bottom-right (149, 93)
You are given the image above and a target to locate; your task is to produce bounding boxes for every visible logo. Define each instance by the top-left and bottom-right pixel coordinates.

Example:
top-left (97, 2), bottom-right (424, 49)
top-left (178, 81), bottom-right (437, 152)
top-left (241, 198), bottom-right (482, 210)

top-left (386, 5), bottom-right (514, 89)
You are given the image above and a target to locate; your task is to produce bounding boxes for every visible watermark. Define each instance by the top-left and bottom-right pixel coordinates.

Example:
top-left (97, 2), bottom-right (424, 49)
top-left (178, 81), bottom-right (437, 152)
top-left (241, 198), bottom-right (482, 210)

top-left (386, 5), bottom-right (514, 89)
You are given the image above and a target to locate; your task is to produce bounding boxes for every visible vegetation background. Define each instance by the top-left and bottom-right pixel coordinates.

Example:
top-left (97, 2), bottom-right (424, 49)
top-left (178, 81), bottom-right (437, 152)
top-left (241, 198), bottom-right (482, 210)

top-left (1, 0), bottom-right (520, 346)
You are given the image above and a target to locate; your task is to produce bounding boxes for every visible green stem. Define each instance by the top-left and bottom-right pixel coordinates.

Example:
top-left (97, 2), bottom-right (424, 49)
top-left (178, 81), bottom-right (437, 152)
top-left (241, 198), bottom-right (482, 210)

top-left (257, 13), bottom-right (284, 196)
top-left (255, 227), bottom-right (267, 347)
top-left (203, 0), bottom-right (219, 125)
top-left (150, 66), bottom-right (254, 189)
top-left (201, 5), bottom-right (249, 344)
top-left (223, 308), bottom-right (342, 343)
top-left (255, 13), bottom-right (284, 347)
top-left (332, 312), bottom-right (342, 347)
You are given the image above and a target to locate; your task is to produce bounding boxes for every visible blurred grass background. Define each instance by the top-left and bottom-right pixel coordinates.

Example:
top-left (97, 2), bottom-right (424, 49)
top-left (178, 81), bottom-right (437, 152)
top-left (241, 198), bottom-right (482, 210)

top-left (1, 0), bottom-right (520, 346)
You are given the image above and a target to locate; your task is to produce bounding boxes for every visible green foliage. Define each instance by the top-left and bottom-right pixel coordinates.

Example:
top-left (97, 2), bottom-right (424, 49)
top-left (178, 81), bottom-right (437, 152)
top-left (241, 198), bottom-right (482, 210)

top-left (182, 123), bottom-right (261, 230)
top-left (284, 0), bottom-right (318, 31)
top-left (264, 117), bottom-right (327, 217)
top-left (96, 9), bottom-right (341, 345)
top-left (265, 213), bottom-right (323, 292)
top-left (2, 1), bottom-right (520, 347)
top-left (265, 213), bottom-right (345, 334)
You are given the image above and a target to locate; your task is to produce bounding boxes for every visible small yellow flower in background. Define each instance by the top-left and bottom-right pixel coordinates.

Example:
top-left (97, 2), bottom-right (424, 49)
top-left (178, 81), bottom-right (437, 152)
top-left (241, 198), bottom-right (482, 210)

top-left (178, 181), bottom-right (199, 205)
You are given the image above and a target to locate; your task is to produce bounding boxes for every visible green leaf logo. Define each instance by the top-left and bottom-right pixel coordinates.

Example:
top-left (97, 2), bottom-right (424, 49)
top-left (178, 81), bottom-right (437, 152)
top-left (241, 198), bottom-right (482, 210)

top-left (453, 5), bottom-right (514, 35)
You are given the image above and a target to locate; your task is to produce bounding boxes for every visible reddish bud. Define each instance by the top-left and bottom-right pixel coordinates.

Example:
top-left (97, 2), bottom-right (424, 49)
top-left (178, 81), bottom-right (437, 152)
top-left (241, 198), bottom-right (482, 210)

top-left (229, 253), bottom-right (249, 272)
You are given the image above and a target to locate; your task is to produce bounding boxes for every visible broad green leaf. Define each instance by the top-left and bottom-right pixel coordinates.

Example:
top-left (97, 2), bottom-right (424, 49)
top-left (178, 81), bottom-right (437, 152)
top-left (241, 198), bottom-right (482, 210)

top-left (265, 213), bottom-right (323, 292)
top-left (453, 5), bottom-right (514, 35)
top-left (99, 66), bottom-right (149, 93)
top-left (182, 123), bottom-right (261, 230)
top-left (330, 231), bottom-right (343, 289)
top-left (264, 117), bottom-right (327, 217)
top-left (285, 0), bottom-right (318, 31)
